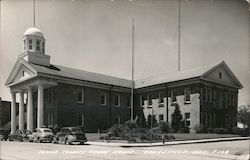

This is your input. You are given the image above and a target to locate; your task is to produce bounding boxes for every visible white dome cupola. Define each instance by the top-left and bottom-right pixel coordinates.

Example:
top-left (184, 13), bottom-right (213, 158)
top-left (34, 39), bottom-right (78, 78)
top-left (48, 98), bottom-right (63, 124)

top-left (23, 27), bottom-right (45, 54)
top-left (20, 27), bottom-right (50, 66)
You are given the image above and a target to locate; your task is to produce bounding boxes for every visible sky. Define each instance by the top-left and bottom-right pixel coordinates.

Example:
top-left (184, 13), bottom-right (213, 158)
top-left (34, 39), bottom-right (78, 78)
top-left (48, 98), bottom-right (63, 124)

top-left (0, 0), bottom-right (249, 106)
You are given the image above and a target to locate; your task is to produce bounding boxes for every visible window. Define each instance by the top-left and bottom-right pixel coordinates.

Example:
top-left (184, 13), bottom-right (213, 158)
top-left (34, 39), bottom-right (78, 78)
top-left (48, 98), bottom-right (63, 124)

top-left (219, 72), bottom-right (222, 79)
top-left (42, 42), bottom-right (45, 53)
top-left (140, 95), bottom-right (145, 106)
top-left (159, 114), bottom-right (164, 122)
top-left (114, 94), bottom-right (120, 107)
top-left (77, 89), bottom-right (84, 104)
top-left (22, 71), bottom-right (25, 77)
top-left (184, 88), bottom-right (191, 103)
top-left (23, 39), bottom-right (27, 50)
top-left (115, 116), bottom-right (121, 124)
top-left (28, 39), bottom-right (33, 50)
top-left (77, 113), bottom-right (84, 126)
top-left (158, 93), bottom-right (164, 104)
top-left (184, 113), bottom-right (190, 127)
top-left (147, 94), bottom-right (152, 105)
top-left (127, 96), bottom-right (131, 107)
top-left (36, 40), bottom-right (41, 51)
top-left (171, 90), bottom-right (177, 103)
top-left (100, 93), bottom-right (106, 105)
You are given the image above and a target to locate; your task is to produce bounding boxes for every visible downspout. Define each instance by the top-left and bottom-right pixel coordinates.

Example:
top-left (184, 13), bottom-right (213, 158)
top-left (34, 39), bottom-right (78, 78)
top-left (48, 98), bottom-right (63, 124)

top-left (109, 86), bottom-right (113, 127)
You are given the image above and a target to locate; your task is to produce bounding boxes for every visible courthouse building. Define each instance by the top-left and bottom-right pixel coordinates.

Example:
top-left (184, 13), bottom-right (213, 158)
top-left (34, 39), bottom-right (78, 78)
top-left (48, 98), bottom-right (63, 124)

top-left (5, 27), bottom-right (243, 133)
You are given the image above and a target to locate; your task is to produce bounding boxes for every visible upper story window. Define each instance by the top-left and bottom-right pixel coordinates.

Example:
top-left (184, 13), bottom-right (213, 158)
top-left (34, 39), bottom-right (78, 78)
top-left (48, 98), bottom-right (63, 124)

top-left (171, 90), bottom-right (177, 103)
top-left (36, 40), bottom-right (41, 51)
top-left (114, 94), bottom-right (120, 107)
top-left (76, 89), bottom-right (84, 104)
top-left (184, 88), bottom-right (191, 103)
top-left (158, 92), bottom-right (164, 104)
top-left (100, 93), bottom-right (106, 106)
top-left (28, 39), bottom-right (33, 50)
top-left (147, 94), bottom-right (153, 106)
top-left (140, 95), bottom-right (145, 106)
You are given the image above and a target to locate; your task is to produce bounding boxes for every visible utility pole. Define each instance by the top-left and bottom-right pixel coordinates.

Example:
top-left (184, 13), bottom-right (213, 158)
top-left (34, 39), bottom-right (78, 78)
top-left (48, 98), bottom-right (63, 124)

top-left (178, 0), bottom-right (181, 71)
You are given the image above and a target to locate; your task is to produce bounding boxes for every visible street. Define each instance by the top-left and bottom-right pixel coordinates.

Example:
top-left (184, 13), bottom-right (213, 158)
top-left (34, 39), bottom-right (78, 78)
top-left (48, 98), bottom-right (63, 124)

top-left (0, 140), bottom-right (249, 160)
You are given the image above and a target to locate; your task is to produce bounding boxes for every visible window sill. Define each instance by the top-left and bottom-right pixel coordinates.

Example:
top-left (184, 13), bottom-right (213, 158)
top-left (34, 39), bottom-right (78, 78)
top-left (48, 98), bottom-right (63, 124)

top-left (158, 103), bottom-right (164, 107)
top-left (171, 102), bottom-right (177, 106)
top-left (184, 101), bottom-right (191, 104)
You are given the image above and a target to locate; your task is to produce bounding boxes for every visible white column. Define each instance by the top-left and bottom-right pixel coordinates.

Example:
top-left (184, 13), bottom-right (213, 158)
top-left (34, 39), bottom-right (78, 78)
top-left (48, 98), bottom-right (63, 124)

top-left (19, 91), bottom-right (24, 130)
top-left (37, 84), bottom-right (44, 128)
top-left (11, 92), bottom-right (17, 133)
top-left (27, 86), bottom-right (33, 131)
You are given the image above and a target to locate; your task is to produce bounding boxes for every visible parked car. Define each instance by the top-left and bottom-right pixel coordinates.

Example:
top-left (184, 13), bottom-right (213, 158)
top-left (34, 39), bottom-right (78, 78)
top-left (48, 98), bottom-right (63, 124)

top-left (53, 127), bottom-right (87, 145)
top-left (8, 129), bottom-right (32, 142)
top-left (28, 128), bottom-right (54, 143)
top-left (0, 128), bottom-right (10, 141)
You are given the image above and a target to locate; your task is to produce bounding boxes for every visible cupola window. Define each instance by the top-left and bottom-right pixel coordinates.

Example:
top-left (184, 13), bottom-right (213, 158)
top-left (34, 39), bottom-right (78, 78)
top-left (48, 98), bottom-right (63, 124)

top-left (28, 39), bottom-right (33, 50)
top-left (42, 42), bottom-right (45, 53)
top-left (36, 40), bottom-right (41, 51)
top-left (23, 39), bottom-right (26, 50)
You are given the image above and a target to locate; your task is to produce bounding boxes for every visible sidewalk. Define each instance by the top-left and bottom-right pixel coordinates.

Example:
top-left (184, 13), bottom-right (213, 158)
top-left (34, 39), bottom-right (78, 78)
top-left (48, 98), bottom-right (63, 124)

top-left (85, 136), bottom-right (250, 147)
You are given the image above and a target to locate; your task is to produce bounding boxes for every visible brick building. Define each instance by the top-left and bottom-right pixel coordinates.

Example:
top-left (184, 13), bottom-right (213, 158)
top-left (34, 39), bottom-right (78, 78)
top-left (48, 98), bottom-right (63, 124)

top-left (5, 27), bottom-right (243, 133)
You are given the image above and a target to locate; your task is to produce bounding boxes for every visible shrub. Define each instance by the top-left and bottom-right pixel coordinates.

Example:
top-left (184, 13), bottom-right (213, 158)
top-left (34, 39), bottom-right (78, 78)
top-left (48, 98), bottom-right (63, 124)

top-left (232, 127), bottom-right (250, 136)
top-left (207, 128), bottom-right (214, 133)
top-left (171, 104), bottom-right (183, 133)
top-left (194, 125), bottom-right (207, 133)
top-left (159, 122), bottom-right (172, 133)
top-left (214, 128), bottom-right (228, 134)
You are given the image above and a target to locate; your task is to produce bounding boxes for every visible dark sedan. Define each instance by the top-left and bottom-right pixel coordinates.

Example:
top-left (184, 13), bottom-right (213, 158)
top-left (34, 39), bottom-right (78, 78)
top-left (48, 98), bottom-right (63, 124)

top-left (8, 130), bottom-right (32, 142)
top-left (52, 127), bottom-right (87, 145)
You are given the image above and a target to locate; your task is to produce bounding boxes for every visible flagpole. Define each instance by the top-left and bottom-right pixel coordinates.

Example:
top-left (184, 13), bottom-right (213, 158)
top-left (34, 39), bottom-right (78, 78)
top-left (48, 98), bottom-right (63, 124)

top-left (178, 0), bottom-right (181, 71)
top-left (131, 17), bottom-right (135, 122)
top-left (33, 0), bottom-right (35, 27)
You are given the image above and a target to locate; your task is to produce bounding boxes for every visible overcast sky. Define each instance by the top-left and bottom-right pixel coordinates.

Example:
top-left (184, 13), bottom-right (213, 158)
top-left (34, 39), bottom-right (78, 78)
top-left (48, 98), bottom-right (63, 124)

top-left (0, 0), bottom-right (249, 106)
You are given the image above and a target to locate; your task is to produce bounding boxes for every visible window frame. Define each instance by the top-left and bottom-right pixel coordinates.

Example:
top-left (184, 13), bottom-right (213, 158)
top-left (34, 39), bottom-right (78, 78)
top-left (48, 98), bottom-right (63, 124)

top-left (114, 94), bottom-right (120, 107)
top-left (76, 89), bottom-right (84, 104)
top-left (36, 39), bottom-right (41, 51)
top-left (100, 92), bottom-right (107, 106)
top-left (184, 88), bottom-right (191, 103)
top-left (159, 114), bottom-right (164, 122)
top-left (28, 39), bottom-right (33, 50)
top-left (171, 90), bottom-right (177, 104)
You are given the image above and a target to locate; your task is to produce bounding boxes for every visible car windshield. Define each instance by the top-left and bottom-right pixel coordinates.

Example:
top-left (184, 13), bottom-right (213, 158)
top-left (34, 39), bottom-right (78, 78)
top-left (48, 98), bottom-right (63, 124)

top-left (43, 129), bottom-right (52, 133)
top-left (71, 128), bottom-right (82, 133)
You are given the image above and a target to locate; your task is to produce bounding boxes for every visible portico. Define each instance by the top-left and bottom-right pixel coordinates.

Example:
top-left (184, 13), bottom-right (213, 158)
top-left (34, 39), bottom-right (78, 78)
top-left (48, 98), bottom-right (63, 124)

top-left (9, 78), bottom-right (57, 133)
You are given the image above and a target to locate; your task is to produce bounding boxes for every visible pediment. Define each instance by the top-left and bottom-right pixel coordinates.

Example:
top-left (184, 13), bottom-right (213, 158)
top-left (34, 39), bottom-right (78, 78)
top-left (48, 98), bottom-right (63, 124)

top-left (201, 62), bottom-right (243, 89)
top-left (5, 58), bottom-right (37, 86)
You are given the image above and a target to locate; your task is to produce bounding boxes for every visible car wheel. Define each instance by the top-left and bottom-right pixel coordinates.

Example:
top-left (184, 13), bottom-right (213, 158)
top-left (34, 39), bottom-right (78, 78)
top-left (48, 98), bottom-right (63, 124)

top-left (65, 138), bottom-right (70, 145)
top-left (9, 138), bottom-right (13, 141)
top-left (37, 137), bottom-right (41, 143)
top-left (52, 137), bottom-right (57, 144)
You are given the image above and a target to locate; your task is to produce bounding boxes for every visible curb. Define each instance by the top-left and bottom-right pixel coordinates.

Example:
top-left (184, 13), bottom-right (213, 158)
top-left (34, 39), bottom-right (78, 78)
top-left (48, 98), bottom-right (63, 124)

top-left (85, 137), bottom-right (250, 147)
